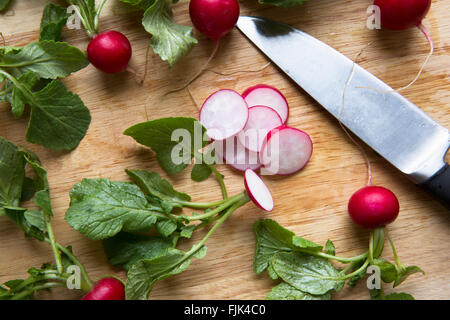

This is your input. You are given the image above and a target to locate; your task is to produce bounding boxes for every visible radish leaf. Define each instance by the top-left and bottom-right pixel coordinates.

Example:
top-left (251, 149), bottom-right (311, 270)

top-left (191, 163), bottom-right (212, 182)
top-left (266, 282), bottom-right (330, 300)
top-left (40, 2), bottom-right (70, 41)
top-left (271, 252), bottom-right (345, 295)
top-left (0, 0), bottom-right (10, 11)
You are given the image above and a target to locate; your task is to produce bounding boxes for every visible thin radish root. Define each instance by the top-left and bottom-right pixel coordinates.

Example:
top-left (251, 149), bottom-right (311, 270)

top-left (339, 43), bottom-right (373, 187)
top-left (164, 40), bottom-right (220, 96)
top-left (357, 23), bottom-right (434, 94)
top-left (205, 61), bottom-right (271, 76)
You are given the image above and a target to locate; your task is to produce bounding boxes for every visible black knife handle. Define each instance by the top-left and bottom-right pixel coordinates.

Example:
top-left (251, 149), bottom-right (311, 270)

top-left (420, 163), bottom-right (450, 209)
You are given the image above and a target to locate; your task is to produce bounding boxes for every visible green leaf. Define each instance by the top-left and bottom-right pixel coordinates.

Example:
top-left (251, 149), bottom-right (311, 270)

top-left (126, 169), bottom-right (190, 213)
top-left (258, 0), bottom-right (309, 7)
top-left (156, 219), bottom-right (177, 237)
top-left (25, 79), bottom-right (91, 151)
top-left (373, 258), bottom-right (397, 283)
top-left (0, 41), bottom-right (89, 79)
top-left (253, 219), bottom-right (295, 274)
top-left (124, 117), bottom-right (207, 174)
top-left (179, 224), bottom-right (195, 239)
top-left (0, 0), bottom-right (10, 11)
top-left (125, 245), bottom-right (206, 300)
top-left (24, 210), bottom-right (47, 232)
top-left (292, 236), bottom-right (322, 252)
top-left (266, 282), bottom-right (331, 300)
top-left (0, 137), bottom-right (26, 215)
top-left (8, 72), bottom-right (38, 118)
top-left (347, 259), bottom-right (367, 288)
top-left (141, 0), bottom-right (197, 66)
top-left (20, 177), bottom-right (35, 202)
top-left (65, 178), bottom-right (170, 240)
top-left (394, 266), bottom-right (424, 288)
top-left (384, 292), bottom-right (415, 300)
top-left (325, 240), bottom-right (335, 256)
top-left (272, 252), bottom-right (345, 295)
top-left (40, 2), bottom-right (70, 41)
top-left (191, 163), bottom-right (212, 182)
top-left (5, 207), bottom-right (45, 240)
top-left (103, 232), bottom-right (178, 271)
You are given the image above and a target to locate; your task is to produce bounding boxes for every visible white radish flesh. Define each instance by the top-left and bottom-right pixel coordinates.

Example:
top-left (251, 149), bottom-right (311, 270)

top-left (237, 105), bottom-right (283, 153)
top-left (242, 84), bottom-right (289, 123)
top-left (244, 169), bottom-right (274, 212)
top-left (260, 125), bottom-right (313, 175)
top-left (199, 89), bottom-right (249, 140)
top-left (214, 136), bottom-right (261, 172)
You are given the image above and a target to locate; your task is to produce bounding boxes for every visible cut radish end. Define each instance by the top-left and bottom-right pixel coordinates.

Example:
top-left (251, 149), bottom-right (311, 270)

top-left (214, 136), bottom-right (261, 172)
top-left (237, 105), bottom-right (283, 153)
top-left (244, 169), bottom-right (274, 212)
top-left (260, 125), bottom-right (313, 176)
top-left (199, 89), bottom-right (249, 140)
top-left (242, 84), bottom-right (289, 123)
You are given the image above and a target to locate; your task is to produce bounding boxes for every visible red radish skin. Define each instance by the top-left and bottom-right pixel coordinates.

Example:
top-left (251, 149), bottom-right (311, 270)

top-left (189, 0), bottom-right (240, 41)
top-left (244, 169), bottom-right (274, 212)
top-left (82, 277), bottom-right (125, 300)
top-left (87, 31), bottom-right (132, 74)
top-left (260, 125), bottom-right (313, 176)
top-left (242, 84), bottom-right (289, 124)
top-left (199, 89), bottom-right (249, 141)
top-left (374, 0), bottom-right (431, 31)
top-left (214, 136), bottom-right (262, 172)
top-left (348, 186), bottom-right (400, 229)
top-left (238, 105), bottom-right (283, 153)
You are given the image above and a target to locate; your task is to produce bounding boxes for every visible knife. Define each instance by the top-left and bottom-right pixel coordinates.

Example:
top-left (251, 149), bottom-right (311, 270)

top-left (236, 16), bottom-right (450, 208)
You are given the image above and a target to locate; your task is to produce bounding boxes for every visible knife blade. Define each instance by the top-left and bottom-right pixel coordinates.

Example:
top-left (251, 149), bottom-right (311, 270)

top-left (237, 16), bottom-right (450, 207)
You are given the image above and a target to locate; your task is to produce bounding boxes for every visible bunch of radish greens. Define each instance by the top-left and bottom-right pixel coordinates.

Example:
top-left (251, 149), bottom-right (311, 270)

top-left (61, 117), bottom-right (274, 300)
top-left (0, 136), bottom-right (95, 299)
top-left (0, 3), bottom-right (90, 151)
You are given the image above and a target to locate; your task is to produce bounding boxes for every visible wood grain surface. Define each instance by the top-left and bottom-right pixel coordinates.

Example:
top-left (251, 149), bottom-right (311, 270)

top-left (1, 0), bottom-right (449, 300)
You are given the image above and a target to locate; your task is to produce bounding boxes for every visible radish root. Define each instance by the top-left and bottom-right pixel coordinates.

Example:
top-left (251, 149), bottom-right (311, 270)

top-left (357, 23), bottom-right (434, 93)
top-left (164, 40), bottom-right (220, 96)
top-left (339, 43), bottom-right (373, 186)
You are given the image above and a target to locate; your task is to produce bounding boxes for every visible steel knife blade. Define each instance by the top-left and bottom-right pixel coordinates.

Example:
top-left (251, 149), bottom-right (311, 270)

top-left (237, 16), bottom-right (450, 207)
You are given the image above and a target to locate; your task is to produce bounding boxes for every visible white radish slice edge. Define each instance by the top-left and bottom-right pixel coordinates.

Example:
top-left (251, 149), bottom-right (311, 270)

top-left (214, 137), bottom-right (261, 172)
top-left (199, 89), bottom-right (249, 141)
top-left (260, 125), bottom-right (313, 176)
top-left (237, 105), bottom-right (283, 153)
top-left (242, 85), bottom-right (289, 123)
top-left (244, 169), bottom-right (274, 212)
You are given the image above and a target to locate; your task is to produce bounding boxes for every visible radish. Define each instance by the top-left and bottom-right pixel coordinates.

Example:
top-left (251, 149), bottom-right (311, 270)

top-left (214, 136), bottom-right (261, 172)
top-left (348, 186), bottom-right (400, 229)
top-left (87, 31), bottom-right (132, 74)
top-left (373, 0), bottom-right (433, 90)
top-left (260, 125), bottom-right (313, 176)
top-left (237, 105), bottom-right (283, 153)
top-left (82, 277), bottom-right (125, 300)
top-left (242, 84), bottom-right (289, 124)
top-left (244, 169), bottom-right (274, 212)
top-left (199, 89), bottom-right (249, 140)
top-left (165, 0), bottom-right (239, 94)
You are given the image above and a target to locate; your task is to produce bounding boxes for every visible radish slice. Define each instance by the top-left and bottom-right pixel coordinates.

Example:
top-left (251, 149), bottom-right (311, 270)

top-left (199, 89), bottom-right (249, 140)
top-left (214, 136), bottom-right (261, 172)
top-left (242, 84), bottom-right (289, 123)
top-left (237, 105), bottom-right (283, 153)
top-left (244, 169), bottom-right (274, 212)
top-left (260, 125), bottom-right (313, 176)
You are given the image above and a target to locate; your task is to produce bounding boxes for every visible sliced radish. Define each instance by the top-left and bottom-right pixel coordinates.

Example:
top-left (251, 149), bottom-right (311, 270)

top-left (260, 125), bottom-right (312, 176)
top-left (237, 105), bottom-right (283, 153)
top-left (214, 136), bottom-right (261, 172)
top-left (199, 89), bottom-right (249, 140)
top-left (242, 84), bottom-right (289, 124)
top-left (244, 169), bottom-right (274, 212)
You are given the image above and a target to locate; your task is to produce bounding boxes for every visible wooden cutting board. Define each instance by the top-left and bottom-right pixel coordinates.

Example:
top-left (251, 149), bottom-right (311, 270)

top-left (1, 0), bottom-right (449, 300)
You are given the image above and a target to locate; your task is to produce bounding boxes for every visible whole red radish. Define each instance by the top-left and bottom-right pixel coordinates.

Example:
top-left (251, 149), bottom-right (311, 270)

top-left (189, 0), bottom-right (240, 41)
top-left (348, 186), bottom-right (400, 229)
top-left (82, 277), bottom-right (125, 300)
top-left (87, 31), bottom-right (132, 74)
top-left (374, 0), bottom-right (431, 31)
